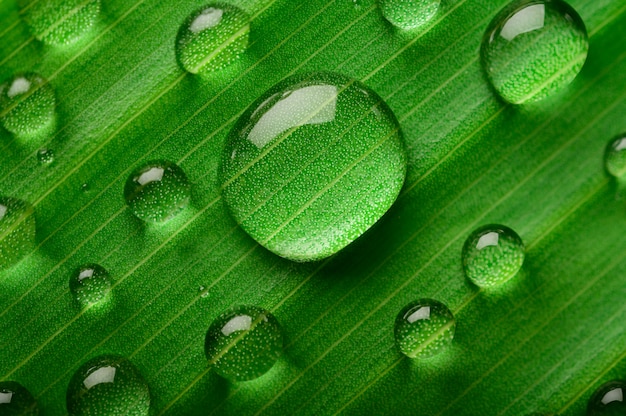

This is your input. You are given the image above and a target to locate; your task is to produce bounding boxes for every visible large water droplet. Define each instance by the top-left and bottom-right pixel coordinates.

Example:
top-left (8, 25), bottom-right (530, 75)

top-left (220, 72), bottom-right (407, 262)
top-left (462, 224), bottom-right (525, 288)
top-left (394, 299), bottom-right (455, 359)
top-left (69, 264), bottom-right (112, 308)
top-left (481, 0), bottom-right (588, 104)
top-left (205, 305), bottom-right (282, 381)
top-left (124, 160), bottom-right (191, 223)
top-left (605, 135), bottom-right (626, 179)
top-left (37, 148), bottom-right (55, 164)
top-left (0, 73), bottom-right (55, 136)
top-left (0, 197), bottom-right (36, 271)
top-left (379, 0), bottom-right (440, 30)
top-left (176, 4), bottom-right (250, 74)
top-left (588, 380), bottom-right (626, 416)
top-left (66, 355), bottom-right (150, 416)
top-left (20, 0), bottom-right (101, 45)
top-left (0, 381), bottom-right (39, 415)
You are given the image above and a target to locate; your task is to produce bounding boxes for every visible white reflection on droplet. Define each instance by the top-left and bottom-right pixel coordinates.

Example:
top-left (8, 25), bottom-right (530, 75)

top-left (190, 8), bottom-right (223, 33)
top-left (476, 232), bottom-right (500, 250)
top-left (137, 167), bottom-right (164, 185)
top-left (83, 366), bottom-right (116, 389)
top-left (500, 4), bottom-right (545, 41)
top-left (406, 306), bottom-right (431, 323)
top-left (221, 315), bottom-right (252, 336)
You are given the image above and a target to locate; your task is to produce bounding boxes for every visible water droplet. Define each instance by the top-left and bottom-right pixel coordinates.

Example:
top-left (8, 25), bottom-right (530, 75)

top-left (69, 264), bottom-right (112, 308)
top-left (124, 160), bottom-right (191, 223)
top-left (0, 197), bottom-right (36, 271)
top-left (176, 4), bottom-right (250, 74)
top-left (21, 0), bottom-right (101, 45)
top-left (66, 355), bottom-right (150, 416)
top-left (81, 183), bottom-right (90, 193)
top-left (588, 380), bottom-right (626, 415)
top-left (481, 0), bottom-right (588, 104)
top-left (0, 73), bottom-right (55, 136)
top-left (462, 224), bottom-right (525, 288)
top-left (394, 299), bottom-right (455, 359)
top-left (220, 72), bottom-right (407, 262)
top-left (205, 305), bottom-right (282, 381)
top-left (379, 0), bottom-right (440, 30)
top-left (37, 148), bottom-right (55, 164)
top-left (0, 381), bottom-right (39, 415)
top-left (605, 135), bottom-right (626, 178)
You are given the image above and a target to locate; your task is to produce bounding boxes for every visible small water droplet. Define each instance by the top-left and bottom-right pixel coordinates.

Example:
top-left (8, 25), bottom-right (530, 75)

top-left (394, 299), bottom-right (455, 359)
top-left (0, 73), bottom-right (55, 135)
top-left (21, 0), bottom-right (101, 45)
top-left (81, 183), bottom-right (90, 193)
top-left (124, 160), bottom-right (191, 223)
top-left (198, 286), bottom-right (209, 298)
top-left (605, 135), bottom-right (626, 178)
top-left (69, 264), bottom-right (112, 308)
top-left (379, 0), bottom-right (440, 30)
top-left (0, 381), bottom-right (38, 415)
top-left (588, 380), bottom-right (626, 415)
top-left (220, 72), bottom-right (407, 262)
top-left (176, 4), bottom-right (250, 74)
top-left (462, 224), bottom-right (525, 288)
top-left (205, 305), bottom-right (282, 381)
top-left (66, 355), bottom-right (150, 416)
top-left (481, 0), bottom-right (588, 104)
top-left (37, 148), bottom-right (55, 164)
top-left (0, 197), bottom-right (36, 271)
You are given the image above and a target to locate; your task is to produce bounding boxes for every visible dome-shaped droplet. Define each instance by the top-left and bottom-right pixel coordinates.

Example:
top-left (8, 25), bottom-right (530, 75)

top-left (66, 355), bottom-right (150, 416)
top-left (379, 0), bottom-right (440, 30)
top-left (220, 72), bottom-right (407, 262)
top-left (605, 135), bottom-right (626, 179)
top-left (20, 0), bottom-right (101, 45)
top-left (394, 299), bottom-right (455, 359)
top-left (37, 148), bottom-right (55, 164)
top-left (124, 160), bottom-right (191, 223)
top-left (0, 197), bottom-right (36, 271)
top-left (69, 264), bottom-right (112, 308)
top-left (0, 73), bottom-right (55, 136)
top-left (587, 380), bottom-right (626, 416)
top-left (205, 305), bottom-right (282, 381)
top-left (0, 381), bottom-right (39, 415)
top-left (176, 3), bottom-right (250, 74)
top-left (462, 224), bottom-right (525, 288)
top-left (481, 0), bottom-right (588, 104)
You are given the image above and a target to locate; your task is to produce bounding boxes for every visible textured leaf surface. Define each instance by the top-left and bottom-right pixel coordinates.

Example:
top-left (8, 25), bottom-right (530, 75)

top-left (1, 0), bottom-right (626, 414)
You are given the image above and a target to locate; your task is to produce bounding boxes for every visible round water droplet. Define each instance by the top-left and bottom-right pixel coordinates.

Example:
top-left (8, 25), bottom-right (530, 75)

top-left (379, 0), bottom-right (440, 30)
top-left (0, 73), bottom-right (55, 136)
top-left (205, 305), bottom-right (282, 381)
top-left (481, 0), bottom-right (588, 104)
top-left (462, 224), bottom-right (525, 288)
top-left (66, 355), bottom-right (150, 416)
top-left (220, 72), bottom-right (407, 262)
top-left (176, 4), bottom-right (250, 74)
top-left (0, 197), bottom-right (36, 271)
top-left (588, 380), bottom-right (626, 416)
top-left (69, 264), bottom-right (112, 308)
top-left (394, 299), bottom-right (455, 359)
top-left (605, 135), bottom-right (626, 178)
top-left (124, 160), bottom-right (191, 223)
top-left (0, 381), bottom-right (39, 415)
top-left (37, 148), bottom-right (55, 164)
top-left (21, 0), bottom-right (101, 45)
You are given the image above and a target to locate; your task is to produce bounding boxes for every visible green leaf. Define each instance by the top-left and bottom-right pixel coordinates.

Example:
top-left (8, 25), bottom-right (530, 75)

top-left (0, 0), bottom-right (625, 414)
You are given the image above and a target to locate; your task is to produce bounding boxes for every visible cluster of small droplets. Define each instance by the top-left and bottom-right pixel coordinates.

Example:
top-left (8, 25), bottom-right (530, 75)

top-left (0, 381), bottom-right (39, 415)
top-left (37, 148), bottom-right (55, 164)
top-left (0, 73), bottom-right (55, 136)
top-left (66, 355), bottom-right (150, 416)
top-left (69, 264), bottom-right (112, 308)
top-left (176, 4), bottom-right (250, 74)
top-left (21, 0), bottom-right (101, 45)
top-left (0, 197), bottom-right (36, 270)
top-left (204, 305), bottom-right (283, 381)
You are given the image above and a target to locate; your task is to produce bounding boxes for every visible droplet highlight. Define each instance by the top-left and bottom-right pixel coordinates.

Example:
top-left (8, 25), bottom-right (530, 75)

top-left (220, 72), bottom-right (407, 262)
top-left (379, 0), bottom-right (440, 30)
top-left (66, 355), bottom-right (150, 416)
top-left (69, 264), bottom-right (112, 308)
top-left (37, 148), bottom-right (55, 164)
top-left (176, 4), bottom-right (250, 74)
top-left (462, 224), bottom-right (525, 288)
top-left (605, 135), bottom-right (626, 179)
top-left (0, 73), bottom-right (55, 136)
top-left (124, 160), bottom-right (191, 223)
top-left (481, 0), bottom-right (588, 104)
top-left (205, 305), bottom-right (282, 381)
top-left (588, 380), bottom-right (626, 415)
top-left (394, 299), bottom-right (455, 359)
top-left (0, 381), bottom-right (39, 415)
top-left (21, 0), bottom-right (101, 45)
top-left (0, 197), bottom-right (36, 271)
